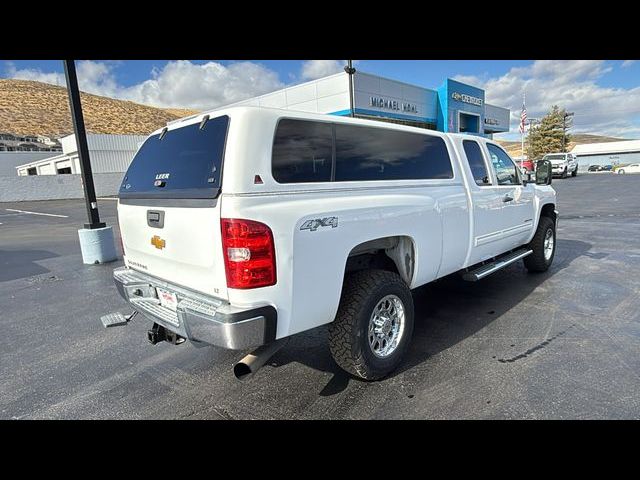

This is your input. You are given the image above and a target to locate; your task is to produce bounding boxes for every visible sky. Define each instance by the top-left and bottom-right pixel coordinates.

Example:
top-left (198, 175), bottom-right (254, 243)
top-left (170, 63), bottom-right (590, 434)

top-left (2, 59), bottom-right (640, 140)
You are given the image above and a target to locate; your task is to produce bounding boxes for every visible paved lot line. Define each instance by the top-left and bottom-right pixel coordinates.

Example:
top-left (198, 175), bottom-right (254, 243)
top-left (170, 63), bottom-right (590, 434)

top-left (5, 208), bottom-right (69, 218)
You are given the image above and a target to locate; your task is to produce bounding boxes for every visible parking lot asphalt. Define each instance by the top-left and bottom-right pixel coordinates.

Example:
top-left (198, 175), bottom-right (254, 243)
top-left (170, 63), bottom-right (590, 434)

top-left (1, 173), bottom-right (640, 419)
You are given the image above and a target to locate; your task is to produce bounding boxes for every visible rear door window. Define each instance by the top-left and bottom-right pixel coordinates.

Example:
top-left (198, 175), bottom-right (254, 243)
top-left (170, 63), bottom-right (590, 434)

top-left (119, 115), bottom-right (229, 199)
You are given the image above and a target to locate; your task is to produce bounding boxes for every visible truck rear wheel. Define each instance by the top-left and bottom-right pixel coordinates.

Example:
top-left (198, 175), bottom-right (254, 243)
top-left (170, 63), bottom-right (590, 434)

top-left (329, 270), bottom-right (414, 381)
top-left (572, 166), bottom-right (577, 177)
top-left (524, 216), bottom-right (556, 272)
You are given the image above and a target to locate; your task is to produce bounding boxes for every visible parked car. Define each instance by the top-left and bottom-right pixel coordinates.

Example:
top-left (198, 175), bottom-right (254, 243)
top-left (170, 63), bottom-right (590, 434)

top-left (101, 107), bottom-right (557, 381)
top-left (517, 158), bottom-right (534, 174)
top-left (588, 164), bottom-right (602, 172)
top-left (602, 164), bottom-right (613, 171)
top-left (543, 152), bottom-right (579, 178)
top-left (617, 163), bottom-right (640, 174)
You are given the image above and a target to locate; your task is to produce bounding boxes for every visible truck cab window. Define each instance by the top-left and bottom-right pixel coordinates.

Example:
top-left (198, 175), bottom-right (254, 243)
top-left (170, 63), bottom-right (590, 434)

top-left (487, 143), bottom-right (521, 185)
top-left (463, 140), bottom-right (491, 186)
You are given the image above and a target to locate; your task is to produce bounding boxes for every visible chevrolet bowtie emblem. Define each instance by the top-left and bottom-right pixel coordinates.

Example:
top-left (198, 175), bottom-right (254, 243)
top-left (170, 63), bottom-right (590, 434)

top-left (151, 235), bottom-right (166, 250)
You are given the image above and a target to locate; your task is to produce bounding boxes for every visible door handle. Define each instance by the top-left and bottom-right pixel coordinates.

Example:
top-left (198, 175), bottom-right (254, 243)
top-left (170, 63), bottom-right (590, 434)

top-left (503, 194), bottom-right (514, 203)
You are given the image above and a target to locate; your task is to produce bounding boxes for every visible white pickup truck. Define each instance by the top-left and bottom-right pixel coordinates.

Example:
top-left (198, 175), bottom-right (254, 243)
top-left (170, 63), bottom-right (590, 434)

top-left (543, 152), bottom-right (579, 178)
top-left (102, 107), bottom-right (557, 381)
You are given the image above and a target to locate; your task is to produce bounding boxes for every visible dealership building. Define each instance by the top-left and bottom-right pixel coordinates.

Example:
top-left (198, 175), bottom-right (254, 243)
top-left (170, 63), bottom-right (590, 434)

top-left (223, 71), bottom-right (511, 137)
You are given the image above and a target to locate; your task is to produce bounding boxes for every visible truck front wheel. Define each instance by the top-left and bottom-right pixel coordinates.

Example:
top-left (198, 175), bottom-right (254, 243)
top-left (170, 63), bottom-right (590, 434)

top-left (329, 270), bottom-right (414, 380)
top-left (524, 216), bottom-right (556, 272)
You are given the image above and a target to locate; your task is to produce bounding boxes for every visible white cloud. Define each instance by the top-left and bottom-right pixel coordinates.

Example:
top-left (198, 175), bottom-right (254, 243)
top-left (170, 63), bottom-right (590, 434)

top-left (300, 60), bottom-right (346, 81)
top-left (452, 74), bottom-right (485, 87)
top-left (6, 61), bottom-right (66, 86)
top-left (122, 61), bottom-right (284, 110)
top-left (5, 60), bottom-right (284, 111)
top-left (454, 60), bottom-right (640, 139)
top-left (622, 60), bottom-right (636, 68)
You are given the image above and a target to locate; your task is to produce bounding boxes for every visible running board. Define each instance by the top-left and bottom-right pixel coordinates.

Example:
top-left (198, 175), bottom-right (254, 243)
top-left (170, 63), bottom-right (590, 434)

top-left (462, 249), bottom-right (533, 281)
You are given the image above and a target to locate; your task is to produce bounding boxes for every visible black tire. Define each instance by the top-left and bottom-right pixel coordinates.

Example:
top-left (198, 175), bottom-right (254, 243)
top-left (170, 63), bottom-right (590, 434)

top-left (328, 269), bottom-right (414, 381)
top-left (571, 166), bottom-right (577, 177)
top-left (561, 167), bottom-right (568, 179)
top-left (524, 216), bottom-right (556, 273)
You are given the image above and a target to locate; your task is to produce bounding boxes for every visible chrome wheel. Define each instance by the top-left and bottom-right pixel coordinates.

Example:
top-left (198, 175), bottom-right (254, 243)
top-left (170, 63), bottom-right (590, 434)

top-left (543, 228), bottom-right (555, 261)
top-left (368, 294), bottom-right (405, 358)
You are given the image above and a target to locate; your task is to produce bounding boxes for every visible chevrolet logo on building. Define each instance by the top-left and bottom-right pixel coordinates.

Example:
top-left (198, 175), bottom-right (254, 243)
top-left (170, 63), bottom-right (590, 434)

top-left (151, 235), bottom-right (166, 250)
top-left (451, 92), bottom-right (483, 106)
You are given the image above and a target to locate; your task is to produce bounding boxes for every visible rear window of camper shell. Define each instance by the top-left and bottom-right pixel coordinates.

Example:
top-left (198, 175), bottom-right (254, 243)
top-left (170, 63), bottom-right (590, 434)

top-left (119, 115), bottom-right (229, 199)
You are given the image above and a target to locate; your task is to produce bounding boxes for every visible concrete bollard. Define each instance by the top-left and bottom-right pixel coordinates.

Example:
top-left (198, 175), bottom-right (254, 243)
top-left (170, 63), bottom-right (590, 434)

top-left (78, 226), bottom-right (118, 264)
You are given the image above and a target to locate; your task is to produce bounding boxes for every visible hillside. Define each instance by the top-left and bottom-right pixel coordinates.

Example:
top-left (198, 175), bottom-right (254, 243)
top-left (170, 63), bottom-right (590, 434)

top-left (496, 134), bottom-right (627, 158)
top-left (0, 79), bottom-right (199, 137)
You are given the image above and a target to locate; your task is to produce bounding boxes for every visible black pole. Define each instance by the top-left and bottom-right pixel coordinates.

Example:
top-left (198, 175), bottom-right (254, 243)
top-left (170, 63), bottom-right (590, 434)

top-left (63, 60), bottom-right (105, 229)
top-left (344, 60), bottom-right (356, 118)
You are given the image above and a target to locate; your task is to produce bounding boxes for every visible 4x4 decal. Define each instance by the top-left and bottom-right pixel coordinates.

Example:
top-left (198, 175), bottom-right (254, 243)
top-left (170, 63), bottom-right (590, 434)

top-left (300, 217), bottom-right (338, 232)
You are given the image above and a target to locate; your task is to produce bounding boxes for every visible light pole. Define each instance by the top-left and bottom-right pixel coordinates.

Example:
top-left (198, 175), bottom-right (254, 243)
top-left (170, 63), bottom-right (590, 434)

top-left (64, 59), bottom-right (117, 265)
top-left (64, 60), bottom-right (104, 230)
top-left (562, 111), bottom-right (574, 152)
top-left (344, 60), bottom-right (356, 118)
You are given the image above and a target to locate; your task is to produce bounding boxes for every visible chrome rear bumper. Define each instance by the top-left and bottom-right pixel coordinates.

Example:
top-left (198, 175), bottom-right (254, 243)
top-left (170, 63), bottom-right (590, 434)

top-left (113, 267), bottom-right (276, 350)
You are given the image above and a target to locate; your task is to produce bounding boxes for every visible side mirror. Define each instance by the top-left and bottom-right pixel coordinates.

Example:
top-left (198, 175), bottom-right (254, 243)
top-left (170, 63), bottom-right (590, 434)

top-left (535, 159), bottom-right (552, 185)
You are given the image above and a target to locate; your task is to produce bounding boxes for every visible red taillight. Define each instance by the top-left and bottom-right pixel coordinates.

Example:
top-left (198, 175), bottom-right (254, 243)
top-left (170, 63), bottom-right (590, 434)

top-left (221, 218), bottom-right (276, 289)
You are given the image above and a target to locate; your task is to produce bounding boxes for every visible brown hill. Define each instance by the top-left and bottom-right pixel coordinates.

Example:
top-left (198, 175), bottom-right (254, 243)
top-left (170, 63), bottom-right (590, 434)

top-left (0, 79), bottom-right (199, 138)
top-left (496, 134), bottom-right (627, 157)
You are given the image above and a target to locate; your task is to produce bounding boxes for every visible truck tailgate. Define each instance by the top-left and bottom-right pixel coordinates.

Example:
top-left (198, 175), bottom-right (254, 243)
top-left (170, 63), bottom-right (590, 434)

top-left (118, 200), bottom-right (228, 300)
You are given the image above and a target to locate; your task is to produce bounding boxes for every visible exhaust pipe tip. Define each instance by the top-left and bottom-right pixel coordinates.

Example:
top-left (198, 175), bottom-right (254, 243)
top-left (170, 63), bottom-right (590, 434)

top-left (233, 362), bottom-right (254, 381)
top-left (233, 338), bottom-right (289, 381)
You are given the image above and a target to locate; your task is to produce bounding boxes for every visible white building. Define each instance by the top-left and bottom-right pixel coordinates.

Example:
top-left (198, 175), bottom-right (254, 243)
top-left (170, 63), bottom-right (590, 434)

top-left (571, 140), bottom-right (640, 168)
top-left (16, 133), bottom-right (146, 176)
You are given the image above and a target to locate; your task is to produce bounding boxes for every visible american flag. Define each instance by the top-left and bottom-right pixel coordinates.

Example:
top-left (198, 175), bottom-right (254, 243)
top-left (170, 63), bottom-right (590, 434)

top-left (519, 98), bottom-right (527, 134)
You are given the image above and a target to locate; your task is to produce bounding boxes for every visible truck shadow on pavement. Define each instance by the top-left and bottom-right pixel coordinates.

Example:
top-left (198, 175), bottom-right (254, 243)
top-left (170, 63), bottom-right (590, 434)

top-left (270, 238), bottom-right (593, 396)
top-left (0, 249), bottom-right (60, 282)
